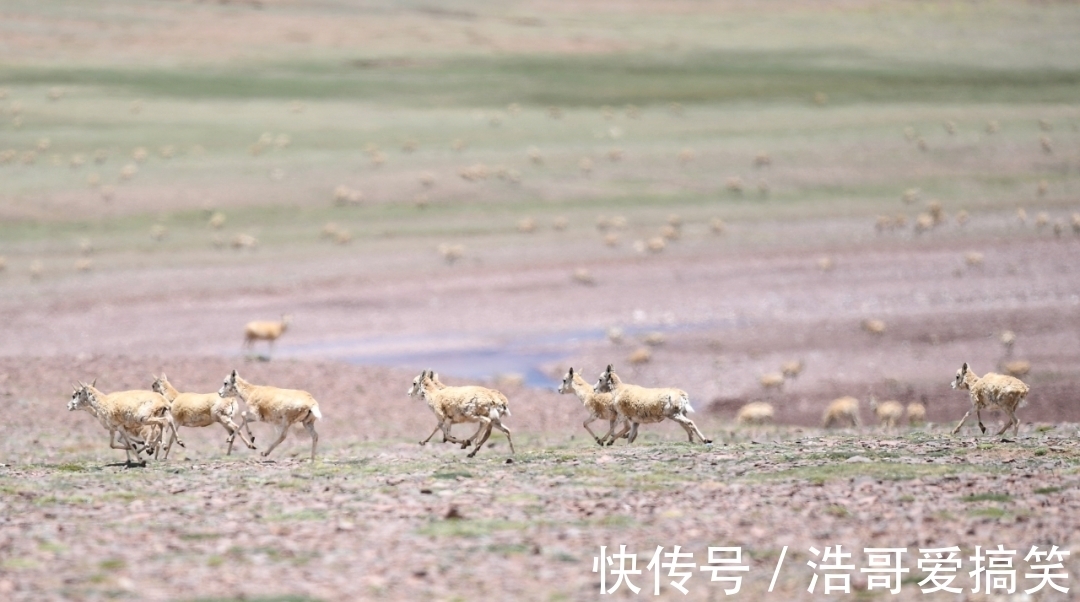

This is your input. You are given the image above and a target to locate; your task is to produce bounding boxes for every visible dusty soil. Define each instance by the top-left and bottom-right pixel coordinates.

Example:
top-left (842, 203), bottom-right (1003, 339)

top-left (3, 171), bottom-right (1080, 602)
top-left (3, 2), bottom-right (1080, 600)
top-left (2, 212), bottom-right (1080, 600)
top-left (3, 207), bottom-right (1079, 427)
top-left (2, 351), bottom-right (1079, 601)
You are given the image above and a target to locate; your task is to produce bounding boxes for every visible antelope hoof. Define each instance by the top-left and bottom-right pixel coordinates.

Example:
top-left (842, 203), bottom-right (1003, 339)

top-left (466, 451), bottom-right (477, 458)
top-left (704, 439), bottom-right (713, 444)
top-left (261, 451), bottom-right (270, 457)
top-left (419, 441), bottom-right (426, 446)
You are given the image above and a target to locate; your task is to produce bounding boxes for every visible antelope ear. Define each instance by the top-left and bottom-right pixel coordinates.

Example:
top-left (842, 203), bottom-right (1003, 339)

top-left (91, 378), bottom-right (96, 387)
top-left (606, 364), bottom-right (613, 372)
top-left (568, 367), bottom-right (574, 376)
top-left (231, 369), bottom-right (238, 378)
top-left (961, 362), bottom-right (969, 372)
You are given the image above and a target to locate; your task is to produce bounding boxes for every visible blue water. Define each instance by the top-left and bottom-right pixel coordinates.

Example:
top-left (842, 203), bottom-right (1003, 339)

top-left (278, 317), bottom-right (744, 388)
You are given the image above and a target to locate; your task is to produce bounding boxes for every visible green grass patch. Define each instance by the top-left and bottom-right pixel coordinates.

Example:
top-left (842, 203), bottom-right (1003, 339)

top-left (1034, 486), bottom-right (1062, 495)
top-left (5, 50), bottom-right (1080, 107)
top-left (604, 472), bottom-right (690, 490)
top-left (2, 557), bottom-right (39, 570)
top-left (969, 507), bottom-right (1008, 519)
top-left (432, 471), bottom-right (474, 480)
top-left (745, 461), bottom-right (971, 484)
top-left (418, 519), bottom-right (532, 538)
top-left (596, 515), bottom-right (634, 529)
top-left (186, 597), bottom-right (322, 602)
top-left (266, 509), bottom-right (327, 522)
top-left (270, 479), bottom-right (307, 491)
top-left (960, 493), bottom-right (1011, 503)
top-left (486, 542), bottom-right (533, 556)
top-left (45, 494), bottom-right (95, 506)
top-left (98, 558), bottom-right (125, 572)
top-left (824, 504), bottom-right (851, 518)
top-left (180, 532), bottom-right (225, 541)
top-left (552, 552), bottom-right (578, 563)
top-left (498, 492), bottom-right (541, 505)
top-left (901, 574), bottom-right (925, 586)
top-left (825, 451), bottom-right (860, 460)
top-left (38, 541), bottom-right (65, 554)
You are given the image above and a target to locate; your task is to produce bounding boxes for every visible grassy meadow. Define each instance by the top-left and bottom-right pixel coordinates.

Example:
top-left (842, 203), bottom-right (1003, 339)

top-left (1, 1), bottom-right (1079, 256)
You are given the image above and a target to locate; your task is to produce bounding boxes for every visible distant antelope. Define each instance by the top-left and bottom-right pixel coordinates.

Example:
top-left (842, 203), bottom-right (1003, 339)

top-left (243, 314), bottom-right (291, 358)
top-left (1000, 330), bottom-right (1016, 356)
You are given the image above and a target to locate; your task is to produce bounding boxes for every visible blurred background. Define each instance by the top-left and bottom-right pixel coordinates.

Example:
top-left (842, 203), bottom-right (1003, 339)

top-left (1, 0), bottom-right (1079, 430)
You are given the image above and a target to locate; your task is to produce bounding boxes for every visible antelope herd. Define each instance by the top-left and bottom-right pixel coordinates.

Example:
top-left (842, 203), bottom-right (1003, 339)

top-left (69, 370), bottom-right (321, 463)
top-left (68, 349), bottom-right (1031, 464)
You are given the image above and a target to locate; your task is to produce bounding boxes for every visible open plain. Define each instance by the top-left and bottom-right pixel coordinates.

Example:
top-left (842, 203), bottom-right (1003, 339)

top-left (1, 0), bottom-right (1080, 600)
